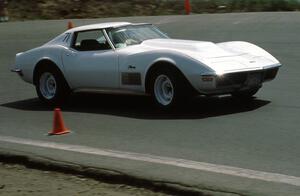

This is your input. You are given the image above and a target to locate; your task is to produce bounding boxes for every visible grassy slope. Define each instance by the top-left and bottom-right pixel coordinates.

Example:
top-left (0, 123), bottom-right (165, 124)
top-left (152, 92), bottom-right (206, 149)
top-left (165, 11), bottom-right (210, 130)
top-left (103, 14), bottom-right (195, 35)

top-left (6, 0), bottom-right (300, 21)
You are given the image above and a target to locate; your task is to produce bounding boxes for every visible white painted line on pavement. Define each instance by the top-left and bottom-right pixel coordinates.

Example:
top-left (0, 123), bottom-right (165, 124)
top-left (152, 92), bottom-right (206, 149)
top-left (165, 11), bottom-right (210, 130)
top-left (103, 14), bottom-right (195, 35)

top-left (0, 135), bottom-right (299, 187)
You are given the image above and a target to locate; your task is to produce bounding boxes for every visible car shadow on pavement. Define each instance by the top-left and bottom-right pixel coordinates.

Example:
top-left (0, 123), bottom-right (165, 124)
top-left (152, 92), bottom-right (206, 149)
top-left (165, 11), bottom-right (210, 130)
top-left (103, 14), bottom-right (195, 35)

top-left (2, 93), bottom-right (270, 120)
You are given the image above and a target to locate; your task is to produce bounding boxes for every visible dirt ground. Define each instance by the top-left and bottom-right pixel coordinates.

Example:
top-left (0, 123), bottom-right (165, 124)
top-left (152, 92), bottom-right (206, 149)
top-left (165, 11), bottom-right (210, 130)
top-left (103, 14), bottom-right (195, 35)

top-left (0, 162), bottom-right (169, 196)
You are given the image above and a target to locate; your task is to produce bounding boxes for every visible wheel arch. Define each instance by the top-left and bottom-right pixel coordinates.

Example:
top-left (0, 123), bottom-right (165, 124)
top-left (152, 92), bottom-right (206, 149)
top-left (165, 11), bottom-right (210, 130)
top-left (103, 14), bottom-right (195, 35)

top-left (33, 59), bottom-right (69, 88)
top-left (144, 60), bottom-right (195, 94)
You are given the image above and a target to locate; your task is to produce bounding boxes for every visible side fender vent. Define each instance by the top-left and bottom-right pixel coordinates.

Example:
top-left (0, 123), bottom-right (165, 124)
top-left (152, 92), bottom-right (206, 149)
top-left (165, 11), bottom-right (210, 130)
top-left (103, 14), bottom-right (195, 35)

top-left (122, 72), bottom-right (141, 85)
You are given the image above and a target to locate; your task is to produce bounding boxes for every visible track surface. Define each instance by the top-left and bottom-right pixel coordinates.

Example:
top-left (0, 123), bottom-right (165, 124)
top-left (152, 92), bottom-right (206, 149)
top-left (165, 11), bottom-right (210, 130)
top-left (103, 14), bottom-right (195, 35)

top-left (0, 12), bottom-right (300, 195)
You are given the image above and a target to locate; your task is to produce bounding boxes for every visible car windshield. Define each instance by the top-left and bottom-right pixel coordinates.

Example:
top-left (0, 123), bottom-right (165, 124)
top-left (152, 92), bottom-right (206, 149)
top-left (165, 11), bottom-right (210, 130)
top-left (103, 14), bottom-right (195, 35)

top-left (106, 24), bottom-right (169, 49)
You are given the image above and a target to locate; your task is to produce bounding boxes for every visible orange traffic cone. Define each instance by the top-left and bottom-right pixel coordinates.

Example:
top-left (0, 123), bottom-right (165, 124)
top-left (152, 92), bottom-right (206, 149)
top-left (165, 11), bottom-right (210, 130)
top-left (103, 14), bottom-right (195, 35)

top-left (185, 0), bottom-right (191, 15)
top-left (49, 108), bottom-right (70, 135)
top-left (67, 21), bottom-right (74, 29)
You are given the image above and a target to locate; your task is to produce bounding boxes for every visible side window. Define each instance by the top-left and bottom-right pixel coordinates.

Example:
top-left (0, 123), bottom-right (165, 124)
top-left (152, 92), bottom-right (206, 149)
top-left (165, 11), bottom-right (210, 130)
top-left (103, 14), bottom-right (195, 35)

top-left (72, 30), bottom-right (111, 51)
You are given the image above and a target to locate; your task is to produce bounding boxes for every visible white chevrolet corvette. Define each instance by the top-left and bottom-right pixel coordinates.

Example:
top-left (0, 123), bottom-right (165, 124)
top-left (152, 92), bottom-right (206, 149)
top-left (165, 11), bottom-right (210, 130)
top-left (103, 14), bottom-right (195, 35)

top-left (12, 22), bottom-right (281, 108)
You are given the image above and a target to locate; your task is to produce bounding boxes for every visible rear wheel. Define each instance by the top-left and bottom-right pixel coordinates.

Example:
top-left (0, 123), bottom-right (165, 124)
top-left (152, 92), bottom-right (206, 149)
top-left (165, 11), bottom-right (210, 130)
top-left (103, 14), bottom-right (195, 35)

top-left (35, 67), bottom-right (70, 105)
top-left (231, 87), bottom-right (260, 100)
top-left (149, 67), bottom-right (192, 109)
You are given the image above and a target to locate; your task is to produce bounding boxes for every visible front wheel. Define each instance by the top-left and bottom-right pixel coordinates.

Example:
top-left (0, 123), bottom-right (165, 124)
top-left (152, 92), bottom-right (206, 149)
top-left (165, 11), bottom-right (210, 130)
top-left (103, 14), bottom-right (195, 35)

top-left (154, 74), bottom-right (175, 107)
top-left (149, 67), bottom-right (192, 109)
top-left (36, 67), bottom-right (70, 105)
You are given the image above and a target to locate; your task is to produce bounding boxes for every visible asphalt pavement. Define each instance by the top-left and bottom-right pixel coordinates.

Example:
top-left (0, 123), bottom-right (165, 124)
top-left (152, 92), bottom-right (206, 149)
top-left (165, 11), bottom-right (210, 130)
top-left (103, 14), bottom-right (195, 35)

top-left (0, 12), bottom-right (300, 195)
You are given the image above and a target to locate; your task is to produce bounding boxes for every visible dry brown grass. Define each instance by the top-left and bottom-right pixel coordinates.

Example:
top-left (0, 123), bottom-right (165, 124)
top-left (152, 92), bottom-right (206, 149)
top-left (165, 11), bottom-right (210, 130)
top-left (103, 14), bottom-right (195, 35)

top-left (6, 0), bottom-right (300, 21)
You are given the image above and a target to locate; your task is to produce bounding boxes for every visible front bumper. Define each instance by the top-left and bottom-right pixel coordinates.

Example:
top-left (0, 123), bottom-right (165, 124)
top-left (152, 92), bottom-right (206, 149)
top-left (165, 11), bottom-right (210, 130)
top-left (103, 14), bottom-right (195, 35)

top-left (216, 67), bottom-right (279, 88)
top-left (199, 66), bottom-right (280, 95)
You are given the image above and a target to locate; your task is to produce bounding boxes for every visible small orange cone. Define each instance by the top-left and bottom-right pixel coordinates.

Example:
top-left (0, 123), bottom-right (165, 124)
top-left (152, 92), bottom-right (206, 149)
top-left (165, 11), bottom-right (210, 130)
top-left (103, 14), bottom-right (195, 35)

top-left (49, 108), bottom-right (70, 135)
top-left (67, 21), bottom-right (74, 29)
top-left (185, 0), bottom-right (191, 15)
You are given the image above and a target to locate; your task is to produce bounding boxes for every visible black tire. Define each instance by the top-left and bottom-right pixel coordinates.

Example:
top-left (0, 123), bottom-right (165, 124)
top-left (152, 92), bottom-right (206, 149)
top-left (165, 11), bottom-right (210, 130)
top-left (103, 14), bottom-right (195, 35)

top-left (231, 87), bottom-right (260, 100)
top-left (35, 66), bottom-right (70, 106)
top-left (148, 67), bottom-right (192, 109)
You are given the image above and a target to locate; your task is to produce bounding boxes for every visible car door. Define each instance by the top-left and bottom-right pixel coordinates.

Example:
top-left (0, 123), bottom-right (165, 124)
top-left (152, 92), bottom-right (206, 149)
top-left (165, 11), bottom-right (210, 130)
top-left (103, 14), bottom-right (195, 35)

top-left (62, 29), bottom-right (118, 89)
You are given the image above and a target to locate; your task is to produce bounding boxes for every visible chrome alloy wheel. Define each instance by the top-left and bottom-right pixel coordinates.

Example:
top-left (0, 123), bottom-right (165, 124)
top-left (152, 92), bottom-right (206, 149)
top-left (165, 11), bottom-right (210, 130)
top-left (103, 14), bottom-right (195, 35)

top-left (39, 72), bottom-right (57, 99)
top-left (154, 75), bottom-right (174, 106)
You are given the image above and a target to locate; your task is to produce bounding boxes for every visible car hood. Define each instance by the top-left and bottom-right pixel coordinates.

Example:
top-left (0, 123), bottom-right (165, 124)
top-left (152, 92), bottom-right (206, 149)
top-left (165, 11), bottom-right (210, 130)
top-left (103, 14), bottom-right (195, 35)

top-left (142, 39), bottom-right (234, 58)
top-left (142, 39), bottom-right (277, 74)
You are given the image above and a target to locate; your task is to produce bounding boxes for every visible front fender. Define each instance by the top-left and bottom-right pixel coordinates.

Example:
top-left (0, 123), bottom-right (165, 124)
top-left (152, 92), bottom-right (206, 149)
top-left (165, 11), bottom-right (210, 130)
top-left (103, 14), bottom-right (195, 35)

top-left (118, 47), bottom-right (215, 93)
top-left (142, 50), bottom-right (213, 92)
